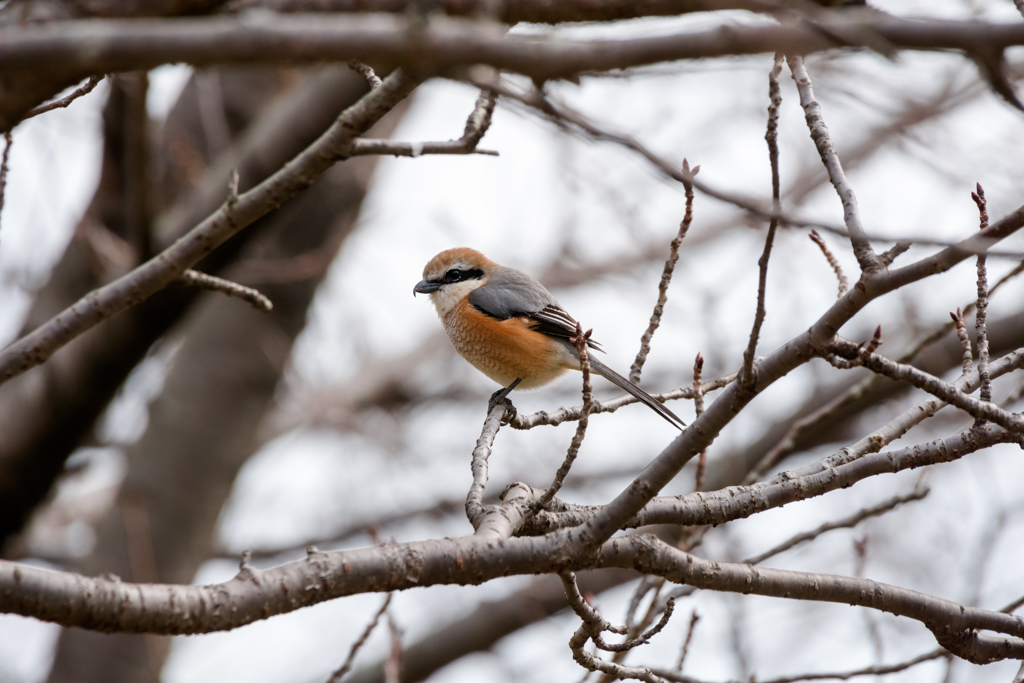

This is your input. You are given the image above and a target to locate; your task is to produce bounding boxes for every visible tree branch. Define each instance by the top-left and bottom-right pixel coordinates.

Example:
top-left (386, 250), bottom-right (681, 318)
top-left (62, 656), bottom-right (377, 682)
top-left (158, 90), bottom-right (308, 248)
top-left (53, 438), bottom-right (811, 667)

top-left (179, 268), bottom-right (273, 311)
top-left (630, 159), bottom-right (697, 384)
top-left (3, 14), bottom-right (1024, 84)
top-left (4, 533), bottom-right (1024, 664)
top-left (741, 53), bottom-right (784, 389)
top-left (0, 69), bottom-right (421, 385)
top-left (22, 74), bottom-right (104, 119)
top-left (788, 55), bottom-right (880, 273)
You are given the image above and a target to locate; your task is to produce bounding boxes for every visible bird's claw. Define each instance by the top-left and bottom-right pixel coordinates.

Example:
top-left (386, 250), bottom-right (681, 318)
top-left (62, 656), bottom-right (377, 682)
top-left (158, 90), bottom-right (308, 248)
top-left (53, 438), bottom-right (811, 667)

top-left (487, 390), bottom-right (517, 424)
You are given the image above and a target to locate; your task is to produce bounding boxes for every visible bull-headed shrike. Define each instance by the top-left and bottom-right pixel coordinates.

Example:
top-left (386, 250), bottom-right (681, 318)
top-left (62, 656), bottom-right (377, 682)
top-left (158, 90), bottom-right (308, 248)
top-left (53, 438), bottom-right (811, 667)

top-left (414, 248), bottom-right (685, 429)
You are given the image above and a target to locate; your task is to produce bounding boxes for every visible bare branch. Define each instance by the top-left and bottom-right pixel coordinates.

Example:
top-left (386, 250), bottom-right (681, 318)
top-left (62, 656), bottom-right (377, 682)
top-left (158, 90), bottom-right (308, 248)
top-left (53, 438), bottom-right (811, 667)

top-left (742, 379), bottom-right (871, 485)
top-left (593, 599), bottom-right (674, 653)
top-left (879, 241), bottom-right (911, 266)
top-left (692, 353), bottom-right (707, 492)
top-left (559, 204), bottom-right (1024, 555)
top-left (487, 79), bottom-right (1024, 257)
top-left (521, 351), bottom-right (1024, 536)
top-left (899, 259), bottom-right (1024, 366)
top-left (465, 402), bottom-right (506, 533)
top-left (654, 648), bottom-right (948, 683)
top-left (0, 69), bottom-right (421, 385)
top-left (827, 337), bottom-right (1024, 433)
top-left (326, 593), bottom-right (393, 683)
top-left (7, 533), bottom-right (1024, 664)
top-left (973, 183), bottom-right (992, 407)
top-left (562, 572), bottom-right (667, 683)
top-left (951, 308), bottom-right (973, 376)
top-left (511, 372), bottom-right (737, 430)
top-left (349, 88), bottom-right (498, 157)
top-left (743, 487), bottom-right (928, 566)
top-left (384, 611), bottom-right (402, 683)
top-left (808, 230), bottom-right (849, 297)
top-left (225, 0), bottom-right (767, 24)
top-left (536, 324), bottom-right (594, 510)
top-left (630, 159), bottom-right (697, 384)
top-left (741, 54), bottom-right (784, 390)
top-left (0, 132), bottom-right (9, 238)
top-left (22, 74), bottom-right (104, 120)
top-left (674, 611), bottom-right (700, 673)
top-left (6, 14), bottom-right (1024, 84)
top-left (179, 269), bottom-right (273, 312)
top-left (787, 56), bottom-right (881, 273)
top-left (347, 59), bottom-right (382, 88)
top-left (459, 89), bottom-right (497, 151)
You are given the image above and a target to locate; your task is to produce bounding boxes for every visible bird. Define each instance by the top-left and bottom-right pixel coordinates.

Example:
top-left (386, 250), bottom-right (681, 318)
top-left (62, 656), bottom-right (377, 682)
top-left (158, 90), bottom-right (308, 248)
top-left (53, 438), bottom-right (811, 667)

top-left (413, 247), bottom-right (685, 429)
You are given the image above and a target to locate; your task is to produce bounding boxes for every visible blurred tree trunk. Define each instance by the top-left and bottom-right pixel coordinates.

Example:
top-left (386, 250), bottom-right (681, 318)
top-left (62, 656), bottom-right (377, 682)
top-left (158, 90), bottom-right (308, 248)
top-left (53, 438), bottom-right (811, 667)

top-left (0, 64), bottom-right (371, 550)
top-left (45, 66), bottom-right (405, 682)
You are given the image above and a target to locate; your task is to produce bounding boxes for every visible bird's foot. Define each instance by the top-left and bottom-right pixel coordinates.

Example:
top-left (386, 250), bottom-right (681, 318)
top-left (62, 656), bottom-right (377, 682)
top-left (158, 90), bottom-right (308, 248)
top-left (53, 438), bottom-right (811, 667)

top-left (487, 389), bottom-right (518, 424)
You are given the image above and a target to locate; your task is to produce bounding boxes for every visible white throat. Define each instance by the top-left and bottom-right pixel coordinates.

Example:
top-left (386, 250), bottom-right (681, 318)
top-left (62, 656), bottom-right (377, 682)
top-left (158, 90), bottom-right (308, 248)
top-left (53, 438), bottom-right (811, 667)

top-left (430, 279), bottom-right (484, 317)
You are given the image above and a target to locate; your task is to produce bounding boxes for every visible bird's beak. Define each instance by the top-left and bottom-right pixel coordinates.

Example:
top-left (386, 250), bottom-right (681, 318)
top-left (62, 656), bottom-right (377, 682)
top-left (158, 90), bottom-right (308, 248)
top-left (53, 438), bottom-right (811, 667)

top-left (413, 279), bottom-right (441, 296)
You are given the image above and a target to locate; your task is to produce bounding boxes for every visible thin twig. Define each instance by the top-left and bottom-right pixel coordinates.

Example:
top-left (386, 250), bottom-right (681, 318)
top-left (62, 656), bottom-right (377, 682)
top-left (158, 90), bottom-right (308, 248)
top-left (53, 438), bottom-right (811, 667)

top-left (654, 648), bottom-right (948, 683)
top-left (0, 132), bottom-right (10, 240)
top-left (510, 372), bottom-right (737, 430)
top-left (903, 259), bottom-right (1024, 365)
top-left (384, 612), bottom-right (402, 683)
top-left (481, 78), bottom-right (1024, 258)
top-left (1003, 593), bottom-right (1024, 615)
top-left (742, 379), bottom-right (870, 485)
top-left (973, 183), bottom-right (992, 407)
top-left (348, 59), bottom-right (383, 89)
top-left (179, 269), bottom-right (273, 312)
top-left (692, 353), bottom-right (707, 492)
top-left (625, 577), bottom-right (658, 633)
top-left (536, 323), bottom-right (593, 510)
top-left (326, 593), bottom-right (393, 683)
top-left (787, 56), bottom-right (881, 273)
top-left (674, 611), bottom-right (700, 673)
top-left (879, 242), bottom-right (911, 266)
top-left (349, 89), bottom-right (498, 157)
top-left (825, 337), bottom-right (1024, 433)
top-left (562, 573), bottom-right (668, 683)
top-left (951, 308), bottom-right (973, 376)
top-left (23, 75), bottom-right (104, 120)
top-left (741, 54), bottom-right (784, 390)
top-left (743, 487), bottom-right (928, 566)
top-left (594, 599), bottom-right (674, 653)
top-left (808, 230), bottom-right (849, 297)
top-left (460, 89), bottom-right (498, 151)
top-left (1013, 660), bottom-right (1024, 683)
top-left (754, 262), bottom-right (1020, 483)
top-left (630, 159), bottom-right (698, 383)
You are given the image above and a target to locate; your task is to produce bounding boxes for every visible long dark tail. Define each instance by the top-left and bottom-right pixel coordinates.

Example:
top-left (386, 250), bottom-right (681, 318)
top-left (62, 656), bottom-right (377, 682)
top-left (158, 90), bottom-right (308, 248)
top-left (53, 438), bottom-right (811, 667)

top-left (588, 357), bottom-right (686, 430)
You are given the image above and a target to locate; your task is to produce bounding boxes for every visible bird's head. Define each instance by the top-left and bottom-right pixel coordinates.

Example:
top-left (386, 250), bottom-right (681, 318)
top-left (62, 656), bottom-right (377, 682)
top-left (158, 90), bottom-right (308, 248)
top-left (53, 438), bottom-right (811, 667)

top-left (414, 248), bottom-right (496, 316)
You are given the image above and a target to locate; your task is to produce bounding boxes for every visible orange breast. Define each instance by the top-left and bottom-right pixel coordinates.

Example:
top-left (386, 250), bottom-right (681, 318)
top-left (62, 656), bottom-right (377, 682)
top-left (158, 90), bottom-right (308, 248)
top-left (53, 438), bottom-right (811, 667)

top-left (443, 298), bottom-right (574, 389)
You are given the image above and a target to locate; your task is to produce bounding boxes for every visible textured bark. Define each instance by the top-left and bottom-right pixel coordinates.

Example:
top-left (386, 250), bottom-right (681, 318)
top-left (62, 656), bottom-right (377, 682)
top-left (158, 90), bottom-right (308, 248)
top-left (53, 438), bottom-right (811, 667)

top-left (5, 531), bottom-right (1023, 665)
top-left (46, 69), bottom-right (404, 683)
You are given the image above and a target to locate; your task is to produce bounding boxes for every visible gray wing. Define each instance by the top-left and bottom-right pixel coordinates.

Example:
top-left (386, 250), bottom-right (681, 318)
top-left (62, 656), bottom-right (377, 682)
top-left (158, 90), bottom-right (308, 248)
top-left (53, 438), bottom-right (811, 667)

top-left (468, 267), bottom-right (603, 350)
top-left (468, 267), bottom-right (555, 318)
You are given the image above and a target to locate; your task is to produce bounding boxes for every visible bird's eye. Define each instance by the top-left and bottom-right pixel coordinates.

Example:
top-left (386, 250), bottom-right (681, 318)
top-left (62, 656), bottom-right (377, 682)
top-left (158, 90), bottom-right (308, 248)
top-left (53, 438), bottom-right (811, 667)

top-left (444, 269), bottom-right (463, 283)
